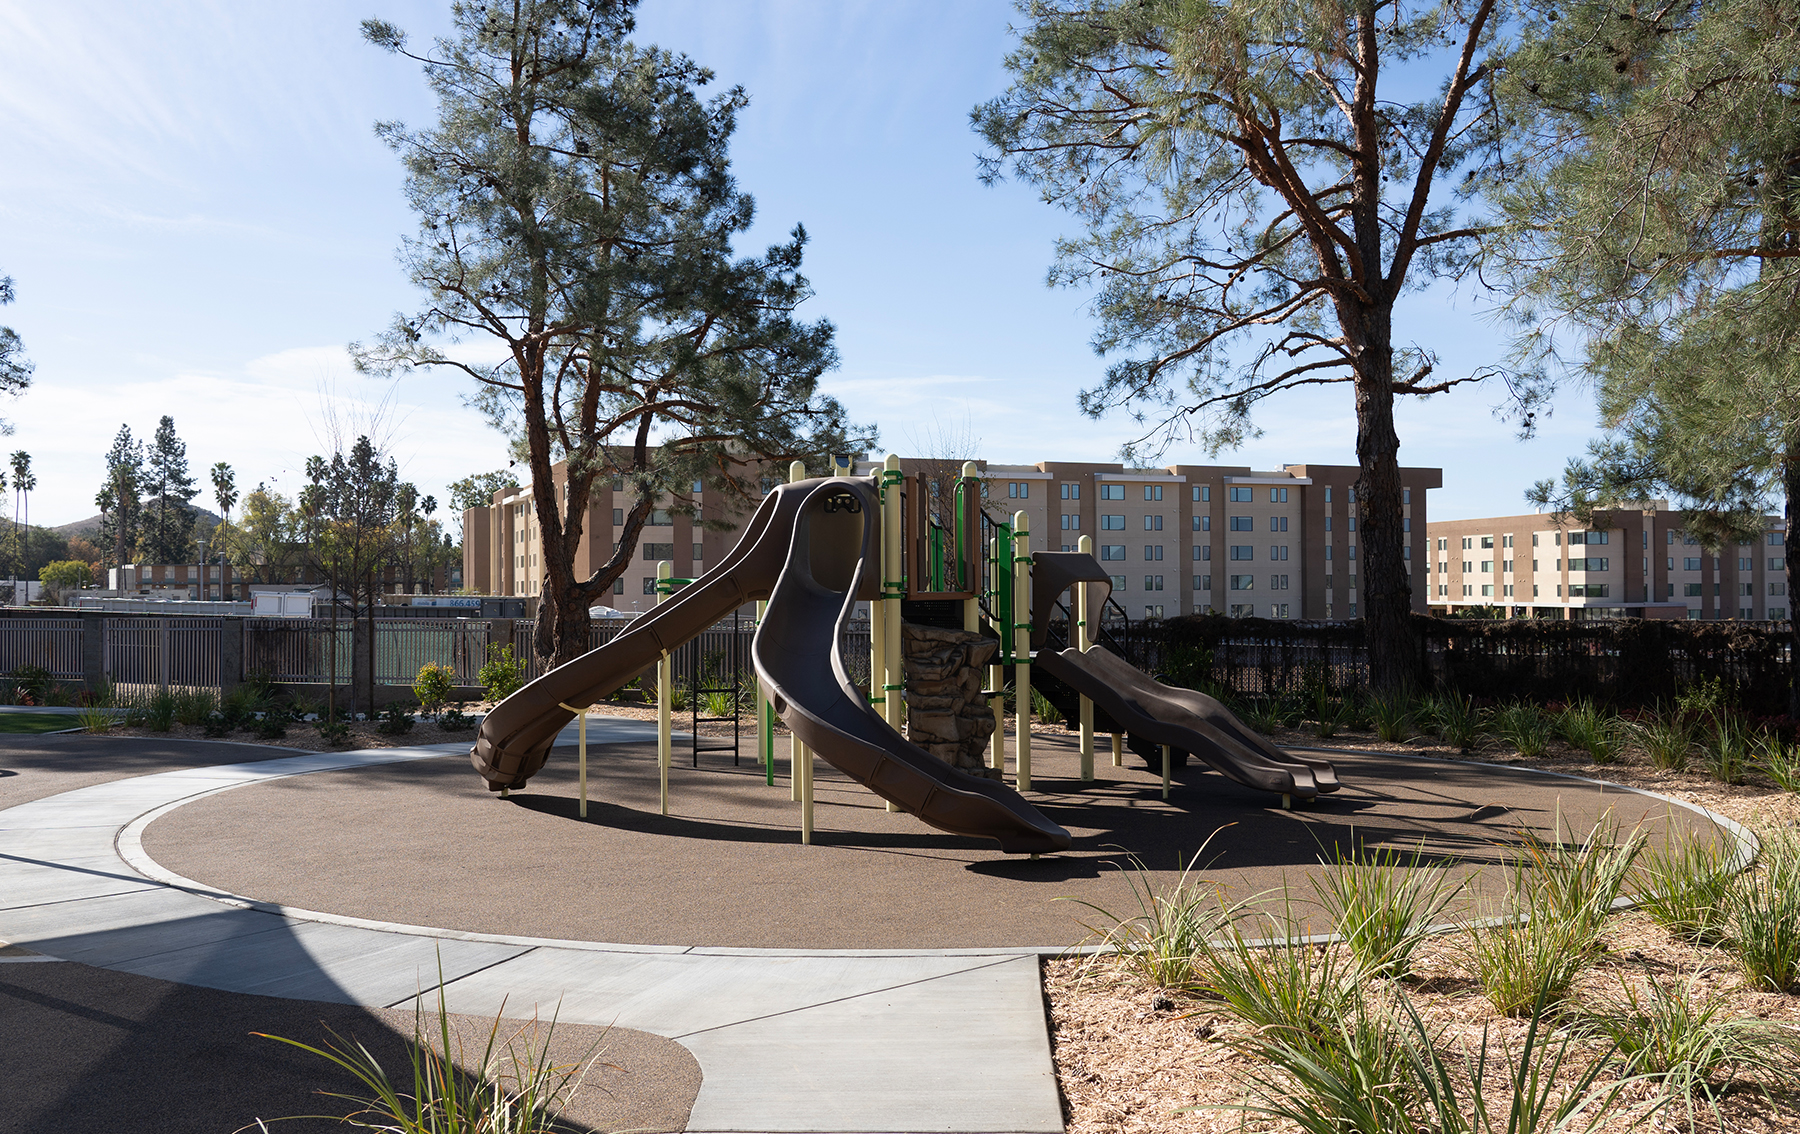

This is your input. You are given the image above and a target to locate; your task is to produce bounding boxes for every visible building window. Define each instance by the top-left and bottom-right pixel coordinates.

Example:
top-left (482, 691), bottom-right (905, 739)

top-left (1145, 515), bottom-right (1164, 531)
top-left (1739, 557), bottom-right (1754, 571)
top-left (1230, 575), bottom-right (1255, 591)
top-left (642, 577), bottom-right (656, 594)
top-left (1229, 486), bottom-right (1254, 502)
top-left (1324, 487), bottom-right (1333, 503)
top-left (1196, 545), bottom-right (1211, 561)
top-left (1195, 515), bottom-right (1210, 531)
top-left (1100, 484), bottom-right (1125, 500)
top-left (1773, 558), bottom-right (1787, 571)
top-left (1569, 558), bottom-right (1609, 572)
top-left (1270, 574), bottom-right (1289, 590)
top-left (1100, 545), bottom-right (1127, 561)
top-left (1144, 604), bottom-right (1164, 619)
top-left (1230, 516), bottom-right (1254, 531)
top-left (1145, 545), bottom-right (1164, 561)
top-left (1571, 583), bottom-right (1611, 598)
top-left (1772, 607), bottom-right (1789, 619)
top-left (1481, 560), bottom-right (1493, 573)
top-left (1269, 487), bottom-right (1288, 503)
top-left (1741, 582), bottom-right (1755, 596)
top-left (1271, 603), bottom-right (1291, 618)
top-left (1110, 575), bottom-right (1127, 591)
top-left (1061, 483), bottom-right (1080, 499)
top-left (643, 543), bottom-right (676, 560)
top-left (1403, 518), bottom-right (1411, 532)
top-left (1230, 546), bottom-right (1254, 560)
top-left (1325, 517), bottom-right (1332, 532)
top-left (1403, 488), bottom-right (1411, 504)
top-left (612, 578), bottom-right (624, 595)
top-left (611, 507), bottom-right (624, 525)
top-left (1269, 516), bottom-right (1289, 532)
top-left (1144, 574), bottom-right (1164, 591)
top-left (1481, 585), bottom-right (1494, 597)
top-left (1770, 532), bottom-right (1785, 545)
top-left (649, 509), bottom-right (673, 526)
top-left (1144, 484), bottom-right (1163, 501)
top-left (1462, 537), bottom-right (1472, 550)
top-left (1101, 515), bottom-right (1126, 530)
top-left (1229, 604), bottom-right (1253, 618)
top-left (1348, 518), bottom-right (1356, 531)
top-left (1194, 485), bottom-right (1210, 502)
top-left (1194, 575), bottom-right (1211, 590)
top-left (1481, 536), bottom-right (1494, 549)
top-left (1772, 582), bottom-right (1787, 596)
top-left (1684, 582), bottom-right (1704, 597)
top-left (1060, 514), bottom-right (1080, 530)
top-left (1007, 481), bottom-right (1030, 499)
top-left (1270, 545), bottom-right (1289, 561)
top-left (694, 543), bottom-right (705, 561)
top-left (1682, 557), bottom-right (1703, 571)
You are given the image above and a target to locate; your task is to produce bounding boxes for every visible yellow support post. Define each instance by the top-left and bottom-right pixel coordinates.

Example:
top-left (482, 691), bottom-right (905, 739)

top-left (797, 734), bottom-right (813, 844)
top-left (788, 460), bottom-right (806, 802)
top-left (657, 559), bottom-right (672, 817)
top-left (989, 536), bottom-right (1005, 773)
top-left (755, 598), bottom-right (771, 784)
top-left (881, 454), bottom-right (903, 812)
top-left (961, 461), bottom-right (981, 635)
top-left (557, 701), bottom-right (589, 816)
top-left (1161, 743), bottom-right (1172, 800)
top-left (1112, 731), bottom-right (1123, 768)
top-left (1077, 533), bottom-right (1095, 782)
top-left (1013, 509), bottom-right (1032, 792)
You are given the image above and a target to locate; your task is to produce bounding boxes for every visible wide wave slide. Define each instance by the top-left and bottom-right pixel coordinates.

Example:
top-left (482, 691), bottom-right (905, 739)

top-left (1028, 552), bottom-right (1338, 804)
top-left (471, 483), bottom-right (817, 790)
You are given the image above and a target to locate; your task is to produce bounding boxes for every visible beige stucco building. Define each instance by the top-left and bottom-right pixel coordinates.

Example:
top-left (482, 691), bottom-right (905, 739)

top-left (1424, 504), bottom-right (1789, 620)
top-left (464, 455), bottom-right (1445, 621)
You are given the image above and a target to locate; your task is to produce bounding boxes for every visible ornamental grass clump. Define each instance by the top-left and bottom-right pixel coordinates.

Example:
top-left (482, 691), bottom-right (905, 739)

top-left (1694, 712), bottom-right (1755, 785)
top-left (1370, 691), bottom-right (1413, 742)
top-left (1518, 815), bottom-right (1646, 945)
top-left (1430, 693), bottom-right (1484, 752)
top-left (1490, 702), bottom-right (1554, 759)
top-left (1186, 902), bottom-right (1363, 1046)
top-left (1628, 822), bottom-right (1739, 944)
top-left (1062, 848), bottom-right (1229, 991)
top-left (1626, 712), bottom-right (1693, 772)
top-left (1555, 699), bottom-right (1620, 764)
top-left (1729, 827), bottom-right (1800, 994)
top-left (1580, 973), bottom-right (1800, 1118)
top-left (250, 968), bottom-right (605, 1134)
top-left (1311, 841), bottom-right (1462, 979)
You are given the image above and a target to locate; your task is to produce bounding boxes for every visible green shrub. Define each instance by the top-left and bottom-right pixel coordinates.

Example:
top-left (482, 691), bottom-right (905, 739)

top-left (316, 718), bottom-right (352, 747)
top-left (1029, 686), bottom-right (1063, 725)
top-left (1239, 698), bottom-right (1284, 736)
top-left (1694, 713), bottom-right (1755, 785)
top-left (8, 664), bottom-right (53, 705)
top-left (438, 706), bottom-right (475, 731)
top-left (254, 706), bottom-right (290, 740)
top-left (44, 683), bottom-right (74, 707)
top-left (478, 645), bottom-right (525, 702)
top-left (289, 694), bottom-right (323, 722)
top-left (1311, 842), bottom-right (1462, 979)
top-left (413, 663), bottom-right (456, 718)
top-left (376, 703), bottom-right (416, 736)
top-left (202, 711), bottom-right (231, 738)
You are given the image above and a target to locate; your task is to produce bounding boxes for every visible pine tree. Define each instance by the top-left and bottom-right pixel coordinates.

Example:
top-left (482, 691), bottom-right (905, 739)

top-left (97, 426), bottom-right (143, 576)
top-left (356, 0), bottom-right (870, 664)
top-left (139, 416), bottom-right (198, 564)
top-left (0, 274), bottom-right (32, 435)
top-left (974, 0), bottom-right (1529, 690)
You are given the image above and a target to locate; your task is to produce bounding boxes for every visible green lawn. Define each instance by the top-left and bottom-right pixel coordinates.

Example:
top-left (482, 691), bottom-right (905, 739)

top-left (0, 713), bottom-right (80, 735)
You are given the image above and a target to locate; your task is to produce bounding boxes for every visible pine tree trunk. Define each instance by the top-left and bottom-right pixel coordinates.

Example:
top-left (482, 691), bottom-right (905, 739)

top-left (1352, 306), bottom-right (1420, 692)
top-left (1784, 430), bottom-right (1799, 719)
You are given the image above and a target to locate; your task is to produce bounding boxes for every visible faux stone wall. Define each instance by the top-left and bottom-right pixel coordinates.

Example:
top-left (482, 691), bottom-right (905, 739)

top-left (900, 621), bottom-right (1000, 780)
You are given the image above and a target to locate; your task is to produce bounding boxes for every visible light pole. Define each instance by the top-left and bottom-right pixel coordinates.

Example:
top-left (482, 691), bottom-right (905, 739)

top-left (195, 538), bottom-right (208, 602)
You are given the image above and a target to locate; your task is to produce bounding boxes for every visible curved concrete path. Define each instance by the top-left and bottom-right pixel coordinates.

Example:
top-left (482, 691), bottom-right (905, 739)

top-left (0, 729), bottom-right (1061, 1134)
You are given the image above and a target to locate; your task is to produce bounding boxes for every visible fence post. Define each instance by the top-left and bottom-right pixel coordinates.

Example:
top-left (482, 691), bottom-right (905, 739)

top-left (81, 612), bottom-right (104, 693)
top-left (219, 616), bottom-right (242, 696)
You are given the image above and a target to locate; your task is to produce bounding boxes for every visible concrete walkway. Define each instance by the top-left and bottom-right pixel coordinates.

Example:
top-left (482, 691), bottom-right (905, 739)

top-left (0, 724), bottom-right (1063, 1134)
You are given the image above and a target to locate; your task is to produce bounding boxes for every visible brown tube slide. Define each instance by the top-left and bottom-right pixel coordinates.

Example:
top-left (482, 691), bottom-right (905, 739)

top-left (471, 475), bottom-right (1070, 854)
top-left (1028, 551), bottom-right (1339, 802)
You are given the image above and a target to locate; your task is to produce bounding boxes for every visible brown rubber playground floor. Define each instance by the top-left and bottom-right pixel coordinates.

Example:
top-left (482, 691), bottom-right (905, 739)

top-left (141, 731), bottom-right (1733, 951)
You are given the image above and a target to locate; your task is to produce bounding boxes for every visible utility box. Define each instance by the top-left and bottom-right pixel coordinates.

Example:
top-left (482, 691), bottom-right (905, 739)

top-left (251, 592), bottom-right (313, 618)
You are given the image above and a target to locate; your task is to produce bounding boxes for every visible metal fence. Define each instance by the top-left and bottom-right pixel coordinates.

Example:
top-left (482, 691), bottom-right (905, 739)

top-left (0, 618), bottom-right (82, 680)
top-left (103, 617), bottom-right (222, 694)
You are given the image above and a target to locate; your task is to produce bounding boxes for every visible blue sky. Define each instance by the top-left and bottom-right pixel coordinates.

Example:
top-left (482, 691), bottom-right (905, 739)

top-left (0, 0), bottom-right (1603, 529)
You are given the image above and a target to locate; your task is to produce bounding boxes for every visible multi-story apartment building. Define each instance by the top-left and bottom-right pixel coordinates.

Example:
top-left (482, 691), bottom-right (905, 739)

top-left (466, 455), bottom-right (1443, 620)
top-left (1425, 504), bottom-right (1790, 620)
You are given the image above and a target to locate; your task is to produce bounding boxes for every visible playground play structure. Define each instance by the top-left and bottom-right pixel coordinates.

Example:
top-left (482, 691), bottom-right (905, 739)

top-left (471, 460), bottom-right (1337, 855)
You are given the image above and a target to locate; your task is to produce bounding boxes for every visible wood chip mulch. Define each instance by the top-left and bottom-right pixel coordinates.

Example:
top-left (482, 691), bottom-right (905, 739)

top-left (1044, 728), bottom-right (1800, 1134)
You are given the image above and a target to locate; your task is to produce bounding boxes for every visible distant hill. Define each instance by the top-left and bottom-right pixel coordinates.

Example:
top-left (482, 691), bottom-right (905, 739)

top-left (51, 506), bottom-right (222, 542)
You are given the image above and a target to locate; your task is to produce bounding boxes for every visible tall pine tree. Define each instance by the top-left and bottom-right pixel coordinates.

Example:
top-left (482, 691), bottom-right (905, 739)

top-left (139, 416), bottom-right (198, 564)
top-left (96, 426), bottom-right (143, 574)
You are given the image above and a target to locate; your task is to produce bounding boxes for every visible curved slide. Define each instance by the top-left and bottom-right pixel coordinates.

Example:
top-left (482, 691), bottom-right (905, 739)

top-left (1028, 552), bottom-right (1339, 802)
top-left (472, 475), bottom-right (1070, 854)
top-left (751, 479), bottom-right (1070, 855)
